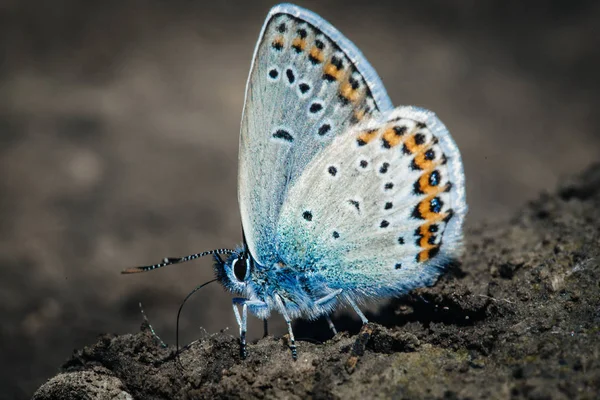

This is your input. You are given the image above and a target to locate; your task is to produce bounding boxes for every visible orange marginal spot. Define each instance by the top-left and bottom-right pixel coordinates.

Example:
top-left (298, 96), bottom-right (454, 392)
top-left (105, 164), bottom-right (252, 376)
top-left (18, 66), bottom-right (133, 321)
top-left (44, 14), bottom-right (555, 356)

top-left (292, 37), bottom-right (306, 52)
top-left (309, 47), bottom-right (325, 63)
top-left (357, 128), bottom-right (378, 144)
top-left (353, 109), bottom-right (366, 123)
top-left (323, 62), bottom-right (344, 81)
top-left (417, 247), bottom-right (440, 263)
top-left (382, 127), bottom-right (404, 148)
top-left (403, 134), bottom-right (428, 155)
top-left (416, 223), bottom-right (439, 249)
top-left (417, 192), bottom-right (446, 220)
top-left (413, 147), bottom-right (436, 170)
top-left (339, 81), bottom-right (360, 103)
top-left (272, 36), bottom-right (285, 49)
top-left (417, 171), bottom-right (440, 195)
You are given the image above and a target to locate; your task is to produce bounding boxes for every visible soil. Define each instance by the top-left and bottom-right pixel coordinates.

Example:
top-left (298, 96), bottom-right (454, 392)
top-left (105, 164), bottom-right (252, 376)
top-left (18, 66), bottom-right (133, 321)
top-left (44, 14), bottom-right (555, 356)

top-left (32, 163), bottom-right (600, 399)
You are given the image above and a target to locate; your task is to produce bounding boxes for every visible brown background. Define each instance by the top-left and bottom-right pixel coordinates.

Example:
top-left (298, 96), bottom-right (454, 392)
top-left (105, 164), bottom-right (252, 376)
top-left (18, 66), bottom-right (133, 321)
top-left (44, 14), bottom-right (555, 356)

top-left (1, 0), bottom-right (599, 398)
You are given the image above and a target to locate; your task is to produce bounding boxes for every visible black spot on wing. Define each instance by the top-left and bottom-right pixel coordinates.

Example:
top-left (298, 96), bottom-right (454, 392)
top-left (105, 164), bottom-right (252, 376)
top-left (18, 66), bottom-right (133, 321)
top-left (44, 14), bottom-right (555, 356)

top-left (286, 69), bottom-right (295, 84)
top-left (348, 200), bottom-right (360, 212)
top-left (318, 124), bottom-right (331, 136)
top-left (309, 103), bottom-right (323, 113)
top-left (299, 83), bottom-right (310, 93)
top-left (273, 129), bottom-right (293, 142)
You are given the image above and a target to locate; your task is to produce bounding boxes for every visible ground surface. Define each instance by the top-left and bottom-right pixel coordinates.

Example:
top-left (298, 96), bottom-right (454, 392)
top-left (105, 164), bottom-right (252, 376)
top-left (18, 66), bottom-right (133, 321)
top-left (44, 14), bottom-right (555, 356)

top-left (33, 164), bottom-right (600, 399)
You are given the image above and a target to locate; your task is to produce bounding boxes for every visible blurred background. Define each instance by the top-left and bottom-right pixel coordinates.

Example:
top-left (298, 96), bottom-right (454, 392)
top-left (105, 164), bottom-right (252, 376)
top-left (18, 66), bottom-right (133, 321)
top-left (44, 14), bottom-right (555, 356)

top-left (1, 0), bottom-right (598, 397)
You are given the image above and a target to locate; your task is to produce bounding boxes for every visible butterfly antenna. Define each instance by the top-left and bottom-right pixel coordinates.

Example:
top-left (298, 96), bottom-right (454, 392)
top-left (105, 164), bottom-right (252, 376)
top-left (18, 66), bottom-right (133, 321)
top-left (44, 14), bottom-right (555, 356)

top-left (121, 248), bottom-right (235, 274)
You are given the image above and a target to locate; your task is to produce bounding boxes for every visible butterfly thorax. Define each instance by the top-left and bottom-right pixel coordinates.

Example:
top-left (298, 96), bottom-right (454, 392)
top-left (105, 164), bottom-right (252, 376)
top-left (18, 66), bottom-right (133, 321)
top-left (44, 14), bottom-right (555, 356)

top-left (216, 246), bottom-right (335, 320)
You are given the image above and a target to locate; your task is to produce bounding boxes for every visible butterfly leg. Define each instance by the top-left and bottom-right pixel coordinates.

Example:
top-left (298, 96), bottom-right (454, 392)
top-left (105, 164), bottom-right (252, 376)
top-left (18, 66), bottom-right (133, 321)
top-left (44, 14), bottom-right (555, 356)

top-left (315, 289), bottom-right (343, 335)
top-left (344, 295), bottom-right (374, 374)
top-left (232, 298), bottom-right (248, 359)
top-left (232, 298), bottom-right (268, 359)
top-left (275, 294), bottom-right (297, 360)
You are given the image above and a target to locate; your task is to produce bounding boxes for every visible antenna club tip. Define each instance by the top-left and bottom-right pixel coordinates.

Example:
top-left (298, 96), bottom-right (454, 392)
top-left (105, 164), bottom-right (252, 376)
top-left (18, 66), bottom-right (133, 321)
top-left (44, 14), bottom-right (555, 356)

top-left (121, 267), bottom-right (145, 274)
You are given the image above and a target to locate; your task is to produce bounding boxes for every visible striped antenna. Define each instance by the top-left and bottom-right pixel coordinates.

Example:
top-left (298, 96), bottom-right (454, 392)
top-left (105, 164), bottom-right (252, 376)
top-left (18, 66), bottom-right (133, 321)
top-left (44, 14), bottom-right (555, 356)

top-left (121, 248), bottom-right (235, 274)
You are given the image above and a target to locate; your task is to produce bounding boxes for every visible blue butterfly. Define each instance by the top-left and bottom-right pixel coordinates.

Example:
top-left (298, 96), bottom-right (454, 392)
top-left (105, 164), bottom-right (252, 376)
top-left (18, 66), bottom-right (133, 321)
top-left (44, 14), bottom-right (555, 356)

top-left (123, 3), bottom-right (467, 362)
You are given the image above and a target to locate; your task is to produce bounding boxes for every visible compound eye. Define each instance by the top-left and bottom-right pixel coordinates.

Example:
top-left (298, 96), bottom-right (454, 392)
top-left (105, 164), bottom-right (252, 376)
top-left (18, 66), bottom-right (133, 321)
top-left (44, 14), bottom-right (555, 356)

top-left (232, 258), bottom-right (248, 282)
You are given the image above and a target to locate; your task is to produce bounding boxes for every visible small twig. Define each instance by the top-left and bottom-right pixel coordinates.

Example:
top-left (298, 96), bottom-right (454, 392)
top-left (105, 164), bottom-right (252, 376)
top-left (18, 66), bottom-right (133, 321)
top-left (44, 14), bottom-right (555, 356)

top-left (139, 302), bottom-right (167, 348)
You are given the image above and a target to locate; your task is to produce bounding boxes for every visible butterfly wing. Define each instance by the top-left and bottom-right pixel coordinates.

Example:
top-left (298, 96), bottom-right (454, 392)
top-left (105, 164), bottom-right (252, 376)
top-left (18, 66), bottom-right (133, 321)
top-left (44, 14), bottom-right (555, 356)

top-left (276, 106), bottom-right (467, 299)
top-left (239, 4), bottom-right (394, 266)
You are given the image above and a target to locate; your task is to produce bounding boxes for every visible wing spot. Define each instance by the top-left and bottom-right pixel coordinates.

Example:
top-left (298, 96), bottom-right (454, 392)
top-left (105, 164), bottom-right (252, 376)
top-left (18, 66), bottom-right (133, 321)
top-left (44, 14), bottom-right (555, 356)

top-left (394, 126), bottom-right (407, 136)
top-left (395, 263), bottom-right (402, 270)
top-left (348, 200), bottom-right (360, 212)
top-left (398, 237), bottom-right (405, 245)
top-left (350, 109), bottom-right (365, 124)
top-left (309, 46), bottom-right (324, 64)
top-left (299, 83), bottom-right (310, 94)
top-left (337, 94), bottom-right (350, 105)
top-left (384, 182), bottom-right (394, 190)
top-left (268, 69), bottom-right (279, 79)
top-left (271, 37), bottom-right (284, 51)
top-left (413, 180), bottom-right (424, 195)
top-left (332, 231), bottom-right (340, 239)
top-left (272, 129), bottom-right (293, 142)
top-left (318, 124), bottom-right (331, 136)
top-left (328, 166), bottom-right (337, 176)
top-left (286, 69), bottom-right (295, 84)
top-left (357, 128), bottom-right (378, 145)
top-left (384, 202), bottom-right (393, 210)
top-left (379, 162), bottom-right (390, 174)
top-left (380, 220), bottom-right (390, 228)
top-left (277, 23), bottom-right (287, 33)
top-left (302, 211), bottom-right (313, 221)
top-left (429, 170), bottom-right (441, 186)
top-left (359, 160), bottom-right (368, 168)
top-left (309, 103), bottom-right (323, 113)
top-left (431, 197), bottom-right (443, 213)
top-left (417, 246), bottom-right (440, 263)
top-left (410, 159), bottom-right (421, 171)
top-left (331, 55), bottom-right (344, 69)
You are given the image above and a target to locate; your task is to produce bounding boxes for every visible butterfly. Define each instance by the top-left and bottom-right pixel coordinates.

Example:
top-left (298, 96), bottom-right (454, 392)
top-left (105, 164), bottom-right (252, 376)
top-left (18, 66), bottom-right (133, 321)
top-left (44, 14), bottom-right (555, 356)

top-left (123, 3), bottom-right (467, 363)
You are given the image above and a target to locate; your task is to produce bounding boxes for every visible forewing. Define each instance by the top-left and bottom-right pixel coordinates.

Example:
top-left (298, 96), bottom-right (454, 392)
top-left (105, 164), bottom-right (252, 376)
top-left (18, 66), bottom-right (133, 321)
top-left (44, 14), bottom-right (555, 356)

top-left (276, 106), bottom-right (467, 298)
top-left (239, 4), bottom-right (393, 266)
